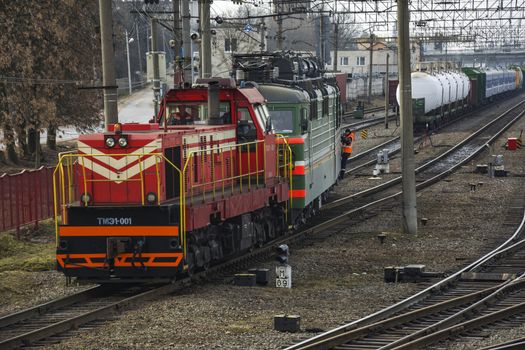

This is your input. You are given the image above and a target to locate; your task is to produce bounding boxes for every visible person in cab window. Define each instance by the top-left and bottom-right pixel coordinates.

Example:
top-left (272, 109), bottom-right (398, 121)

top-left (340, 128), bottom-right (353, 179)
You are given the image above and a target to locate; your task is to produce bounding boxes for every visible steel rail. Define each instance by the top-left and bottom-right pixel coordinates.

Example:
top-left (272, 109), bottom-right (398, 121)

top-left (324, 99), bottom-right (525, 211)
top-left (387, 277), bottom-right (525, 349)
top-left (0, 285), bottom-right (159, 349)
top-left (0, 286), bottom-right (103, 330)
top-left (284, 100), bottom-right (525, 350)
top-left (3, 97), bottom-right (523, 349)
top-left (479, 337), bottom-right (525, 350)
top-left (343, 95), bottom-right (502, 174)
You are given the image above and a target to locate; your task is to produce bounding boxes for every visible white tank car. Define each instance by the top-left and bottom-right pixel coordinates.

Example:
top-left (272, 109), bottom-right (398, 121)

top-left (396, 71), bottom-right (470, 114)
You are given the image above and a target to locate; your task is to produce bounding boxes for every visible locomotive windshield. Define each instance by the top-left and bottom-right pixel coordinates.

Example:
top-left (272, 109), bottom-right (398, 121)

top-left (267, 109), bottom-right (294, 134)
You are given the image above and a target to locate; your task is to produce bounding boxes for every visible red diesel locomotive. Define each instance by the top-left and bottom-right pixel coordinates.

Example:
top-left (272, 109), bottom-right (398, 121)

top-left (54, 79), bottom-right (292, 281)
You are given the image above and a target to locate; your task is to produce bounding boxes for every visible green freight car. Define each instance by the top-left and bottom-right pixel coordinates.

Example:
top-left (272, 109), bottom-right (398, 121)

top-left (461, 67), bottom-right (486, 107)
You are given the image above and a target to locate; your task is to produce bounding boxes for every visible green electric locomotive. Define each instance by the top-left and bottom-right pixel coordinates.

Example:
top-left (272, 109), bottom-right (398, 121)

top-left (234, 52), bottom-right (343, 226)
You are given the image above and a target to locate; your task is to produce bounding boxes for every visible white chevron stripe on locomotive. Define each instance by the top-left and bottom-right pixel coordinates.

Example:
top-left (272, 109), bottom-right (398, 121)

top-left (77, 139), bottom-right (160, 171)
top-left (81, 155), bottom-right (160, 183)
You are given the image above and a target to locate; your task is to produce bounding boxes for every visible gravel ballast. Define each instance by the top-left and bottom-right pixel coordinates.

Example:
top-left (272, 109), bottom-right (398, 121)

top-left (45, 96), bottom-right (525, 349)
top-left (1, 94), bottom-right (524, 349)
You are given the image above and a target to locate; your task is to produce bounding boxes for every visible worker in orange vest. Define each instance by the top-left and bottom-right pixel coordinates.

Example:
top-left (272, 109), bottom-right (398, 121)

top-left (340, 128), bottom-right (354, 179)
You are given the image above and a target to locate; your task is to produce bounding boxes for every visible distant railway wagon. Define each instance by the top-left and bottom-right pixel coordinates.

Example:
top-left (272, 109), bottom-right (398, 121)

top-left (54, 52), bottom-right (345, 282)
top-left (393, 65), bottom-right (523, 128)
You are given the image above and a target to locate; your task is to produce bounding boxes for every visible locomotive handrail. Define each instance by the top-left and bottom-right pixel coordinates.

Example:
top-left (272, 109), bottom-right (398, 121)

top-left (53, 137), bottom-right (293, 263)
top-left (182, 139), bottom-right (267, 203)
top-left (52, 152), bottom-right (184, 253)
top-left (181, 136), bottom-right (293, 225)
top-left (276, 134), bottom-right (294, 212)
top-left (182, 139), bottom-right (266, 260)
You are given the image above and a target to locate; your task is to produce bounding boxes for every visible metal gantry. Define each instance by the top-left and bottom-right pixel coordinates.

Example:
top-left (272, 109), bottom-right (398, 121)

top-left (334, 0), bottom-right (525, 49)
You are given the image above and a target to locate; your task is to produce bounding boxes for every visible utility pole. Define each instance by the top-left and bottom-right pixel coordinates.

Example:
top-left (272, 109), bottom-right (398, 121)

top-left (319, 7), bottom-right (325, 67)
top-left (385, 53), bottom-right (389, 129)
top-left (333, 0), bottom-right (339, 72)
top-left (397, 0), bottom-right (418, 234)
top-left (98, 0), bottom-right (118, 130)
top-left (368, 33), bottom-right (375, 104)
top-left (275, 1), bottom-right (283, 50)
top-left (146, 24), bottom-right (150, 52)
top-left (173, 0), bottom-right (183, 86)
top-left (136, 22), bottom-right (143, 77)
top-left (151, 18), bottom-right (160, 117)
top-left (333, 24), bottom-right (339, 72)
top-left (181, 0), bottom-right (192, 84)
top-left (199, 0), bottom-right (212, 78)
top-left (259, 18), bottom-right (266, 51)
top-left (125, 30), bottom-right (132, 95)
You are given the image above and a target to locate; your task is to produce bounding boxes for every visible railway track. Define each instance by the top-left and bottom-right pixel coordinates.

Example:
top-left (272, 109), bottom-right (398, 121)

top-left (284, 218), bottom-right (525, 350)
top-left (479, 337), bottom-right (525, 350)
top-left (343, 114), bottom-right (396, 133)
top-left (3, 100), bottom-right (523, 349)
top-left (325, 99), bottom-right (525, 210)
top-left (282, 100), bottom-right (525, 350)
top-left (344, 91), bottom-right (524, 177)
top-left (344, 106), bottom-right (387, 120)
top-left (0, 285), bottom-right (169, 349)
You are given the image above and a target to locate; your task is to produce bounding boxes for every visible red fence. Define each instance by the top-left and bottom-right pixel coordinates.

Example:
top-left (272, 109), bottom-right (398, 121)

top-left (0, 167), bottom-right (55, 235)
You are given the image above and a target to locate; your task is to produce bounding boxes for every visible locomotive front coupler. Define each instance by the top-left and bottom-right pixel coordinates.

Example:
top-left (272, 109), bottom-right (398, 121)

top-left (106, 237), bottom-right (132, 260)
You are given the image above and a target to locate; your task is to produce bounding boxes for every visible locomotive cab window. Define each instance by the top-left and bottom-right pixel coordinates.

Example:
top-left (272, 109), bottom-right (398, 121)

top-left (166, 103), bottom-right (197, 125)
top-left (268, 108), bottom-right (294, 134)
top-left (166, 102), bottom-right (231, 125)
top-left (236, 107), bottom-right (257, 143)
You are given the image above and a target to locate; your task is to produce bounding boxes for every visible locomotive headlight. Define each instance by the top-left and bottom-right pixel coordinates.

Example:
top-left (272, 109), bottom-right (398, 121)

top-left (105, 137), bottom-right (116, 148)
top-left (118, 137), bottom-right (128, 148)
top-left (80, 192), bottom-right (91, 204)
top-left (146, 192), bottom-right (157, 204)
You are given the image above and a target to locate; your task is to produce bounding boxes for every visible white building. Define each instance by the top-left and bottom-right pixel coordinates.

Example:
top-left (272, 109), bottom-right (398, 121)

top-left (209, 27), bottom-right (262, 78)
top-left (326, 39), bottom-right (421, 75)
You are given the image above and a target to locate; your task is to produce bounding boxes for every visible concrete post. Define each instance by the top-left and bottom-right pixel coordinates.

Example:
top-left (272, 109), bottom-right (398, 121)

top-left (276, 1), bottom-right (283, 50)
top-left (173, 0), bottom-right (183, 85)
top-left (126, 30), bottom-right (132, 95)
top-left (151, 18), bottom-right (160, 117)
top-left (181, 0), bottom-right (192, 84)
top-left (397, 0), bottom-right (418, 234)
top-left (199, 0), bottom-right (212, 78)
top-left (368, 34), bottom-right (375, 104)
top-left (333, 0), bottom-right (338, 72)
top-left (259, 19), bottom-right (266, 51)
top-left (385, 53), bottom-right (389, 129)
top-left (98, 0), bottom-right (118, 130)
top-left (136, 22), bottom-right (143, 77)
